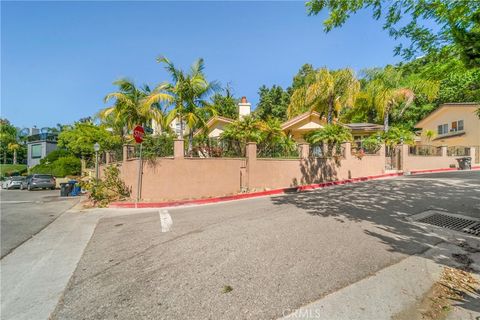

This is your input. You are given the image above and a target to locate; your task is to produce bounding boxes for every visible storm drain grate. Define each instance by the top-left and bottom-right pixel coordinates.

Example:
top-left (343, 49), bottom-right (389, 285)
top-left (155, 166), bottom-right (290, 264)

top-left (412, 210), bottom-right (480, 238)
top-left (464, 223), bottom-right (480, 237)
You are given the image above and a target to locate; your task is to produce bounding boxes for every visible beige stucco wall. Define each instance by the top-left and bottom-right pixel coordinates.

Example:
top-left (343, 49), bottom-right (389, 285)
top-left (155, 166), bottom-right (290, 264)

top-left (248, 154), bottom-right (386, 191)
top-left (102, 141), bottom-right (477, 202)
top-left (401, 145), bottom-right (477, 171)
top-left (119, 157), bottom-right (245, 201)
top-left (416, 105), bottom-right (480, 146)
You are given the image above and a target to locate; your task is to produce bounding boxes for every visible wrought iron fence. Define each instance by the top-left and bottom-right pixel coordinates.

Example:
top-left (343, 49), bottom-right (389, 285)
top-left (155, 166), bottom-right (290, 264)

top-left (409, 145), bottom-right (442, 156)
top-left (309, 143), bottom-right (345, 158)
top-left (447, 146), bottom-right (470, 157)
top-left (351, 144), bottom-right (381, 156)
top-left (108, 148), bottom-right (124, 163)
top-left (309, 144), bottom-right (324, 157)
top-left (257, 144), bottom-right (299, 159)
top-left (189, 138), bottom-right (245, 158)
top-left (126, 145), bottom-right (140, 159)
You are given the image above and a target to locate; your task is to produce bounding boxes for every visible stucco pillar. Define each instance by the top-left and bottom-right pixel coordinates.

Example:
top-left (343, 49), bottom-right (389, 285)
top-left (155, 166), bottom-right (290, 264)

top-left (379, 144), bottom-right (386, 157)
top-left (470, 147), bottom-right (476, 165)
top-left (174, 139), bottom-right (185, 159)
top-left (441, 146), bottom-right (448, 157)
top-left (245, 142), bottom-right (257, 191)
top-left (299, 143), bottom-right (309, 159)
top-left (246, 142), bottom-right (257, 161)
top-left (105, 152), bottom-right (110, 165)
top-left (343, 142), bottom-right (351, 159)
top-left (122, 145), bottom-right (128, 163)
top-left (400, 144), bottom-right (409, 171)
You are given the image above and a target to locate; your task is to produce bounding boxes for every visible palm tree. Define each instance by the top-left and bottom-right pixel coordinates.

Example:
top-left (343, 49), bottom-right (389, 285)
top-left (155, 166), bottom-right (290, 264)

top-left (361, 67), bottom-right (439, 132)
top-left (152, 56), bottom-right (219, 154)
top-left (304, 124), bottom-right (353, 155)
top-left (423, 129), bottom-right (436, 142)
top-left (99, 79), bottom-right (167, 139)
top-left (288, 68), bottom-right (360, 123)
top-left (7, 142), bottom-right (20, 164)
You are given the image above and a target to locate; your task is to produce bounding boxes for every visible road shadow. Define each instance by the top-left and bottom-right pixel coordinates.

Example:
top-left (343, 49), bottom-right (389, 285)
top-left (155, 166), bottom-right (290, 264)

top-left (271, 171), bottom-right (480, 313)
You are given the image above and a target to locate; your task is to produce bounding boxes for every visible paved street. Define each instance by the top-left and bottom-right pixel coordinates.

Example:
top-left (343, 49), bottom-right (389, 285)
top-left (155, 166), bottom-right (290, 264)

top-left (49, 171), bottom-right (480, 320)
top-left (0, 189), bottom-right (80, 258)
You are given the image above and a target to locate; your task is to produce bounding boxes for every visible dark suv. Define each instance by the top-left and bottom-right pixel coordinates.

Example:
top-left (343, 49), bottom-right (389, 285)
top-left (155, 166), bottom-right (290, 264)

top-left (23, 174), bottom-right (56, 191)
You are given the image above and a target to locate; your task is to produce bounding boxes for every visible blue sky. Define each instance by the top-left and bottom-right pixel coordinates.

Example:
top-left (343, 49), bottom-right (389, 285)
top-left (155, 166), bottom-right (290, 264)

top-left (2, 1), bottom-right (402, 129)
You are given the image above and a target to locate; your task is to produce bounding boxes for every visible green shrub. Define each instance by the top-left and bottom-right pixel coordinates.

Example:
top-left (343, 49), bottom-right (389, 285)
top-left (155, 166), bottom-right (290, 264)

top-left (39, 149), bottom-right (73, 165)
top-left (142, 133), bottom-right (175, 160)
top-left (30, 156), bottom-right (81, 177)
top-left (82, 165), bottom-right (130, 207)
top-left (0, 164), bottom-right (27, 178)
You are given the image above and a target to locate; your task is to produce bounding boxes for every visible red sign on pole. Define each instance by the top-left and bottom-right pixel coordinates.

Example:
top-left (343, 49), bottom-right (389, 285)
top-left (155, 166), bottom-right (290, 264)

top-left (133, 125), bottom-right (145, 144)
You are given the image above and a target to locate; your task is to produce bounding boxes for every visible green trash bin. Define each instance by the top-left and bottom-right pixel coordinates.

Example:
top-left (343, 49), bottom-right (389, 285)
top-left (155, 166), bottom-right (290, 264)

top-left (60, 183), bottom-right (69, 197)
top-left (456, 157), bottom-right (471, 170)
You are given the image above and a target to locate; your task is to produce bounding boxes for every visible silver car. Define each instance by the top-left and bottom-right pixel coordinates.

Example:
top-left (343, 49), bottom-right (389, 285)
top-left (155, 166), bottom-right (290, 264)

top-left (3, 176), bottom-right (25, 189)
top-left (23, 174), bottom-right (56, 191)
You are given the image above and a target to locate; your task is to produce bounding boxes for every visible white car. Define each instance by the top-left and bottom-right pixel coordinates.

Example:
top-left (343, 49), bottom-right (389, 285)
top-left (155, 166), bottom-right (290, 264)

top-left (3, 176), bottom-right (26, 190)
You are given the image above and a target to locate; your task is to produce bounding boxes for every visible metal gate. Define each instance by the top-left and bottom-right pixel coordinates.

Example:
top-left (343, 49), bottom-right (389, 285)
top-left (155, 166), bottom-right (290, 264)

top-left (385, 145), bottom-right (401, 170)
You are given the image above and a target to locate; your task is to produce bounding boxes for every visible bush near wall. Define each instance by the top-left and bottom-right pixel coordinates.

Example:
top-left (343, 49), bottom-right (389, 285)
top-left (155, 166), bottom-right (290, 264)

top-left (0, 164), bottom-right (27, 178)
top-left (30, 156), bottom-right (81, 177)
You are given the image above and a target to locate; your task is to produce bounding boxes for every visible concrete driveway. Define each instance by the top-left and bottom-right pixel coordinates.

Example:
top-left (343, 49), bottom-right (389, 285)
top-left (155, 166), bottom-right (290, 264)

top-left (51, 171), bottom-right (480, 320)
top-left (0, 189), bottom-right (80, 258)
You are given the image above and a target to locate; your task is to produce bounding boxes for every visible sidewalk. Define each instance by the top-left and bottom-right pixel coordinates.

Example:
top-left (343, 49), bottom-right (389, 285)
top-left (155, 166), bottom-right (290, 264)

top-left (0, 207), bottom-right (152, 320)
top-left (281, 237), bottom-right (480, 320)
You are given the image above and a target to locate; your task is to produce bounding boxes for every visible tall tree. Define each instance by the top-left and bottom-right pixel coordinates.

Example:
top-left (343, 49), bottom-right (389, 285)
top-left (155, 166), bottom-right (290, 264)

top-left (361, 66), bottom-right (439, 131)
top-left (306, 0), bottom-right (480, 67)
top-left (288, 68), bottom-right (360, 123)
top-left (152, 56), bottom-right (219, 154)
top-left (255, 85), bottom-right (290, 121)
top-left (0, 119), bottom-right (19, 164)
top-left (100, 79), bottom-right (166, 137)
top-left (209, 85), bottom-right (239, 120)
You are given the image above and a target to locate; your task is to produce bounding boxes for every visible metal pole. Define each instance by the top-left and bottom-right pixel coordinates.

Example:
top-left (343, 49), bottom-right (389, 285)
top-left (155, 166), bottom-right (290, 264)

top-left (95, 151), bottom-right (99, 180)
top-left (136, 143), bottom-right (143, 207)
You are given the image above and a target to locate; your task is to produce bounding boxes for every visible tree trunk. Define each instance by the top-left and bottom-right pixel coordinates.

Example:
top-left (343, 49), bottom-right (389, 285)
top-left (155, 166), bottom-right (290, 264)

top-left (13, 150), bottom-right (17, 165)
top-left (327, 96), bottom-right (334, 124)
top-left (178, 115), bottom-right (184, 139)
top-left (384, 107), bottom-right (390, 132)
top-left (188, 131), bottom-right (193, 156)
top-left (81, 156), bottom-right (86, 176)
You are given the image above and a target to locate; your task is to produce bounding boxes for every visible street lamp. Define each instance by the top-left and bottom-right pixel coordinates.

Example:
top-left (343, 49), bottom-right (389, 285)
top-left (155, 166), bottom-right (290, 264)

top-left (93, 142), bottom-right (100, 180)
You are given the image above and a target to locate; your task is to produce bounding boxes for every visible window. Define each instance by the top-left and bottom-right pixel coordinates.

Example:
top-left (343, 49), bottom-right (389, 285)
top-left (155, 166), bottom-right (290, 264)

top-left (449, 120), bottom-right (464, 132)
top-left (31, 144), bottom-right (42, 158)
top-left (437, 124), bottom-right (448, 135)
top-left (451, 121), bottom-right (457, 131)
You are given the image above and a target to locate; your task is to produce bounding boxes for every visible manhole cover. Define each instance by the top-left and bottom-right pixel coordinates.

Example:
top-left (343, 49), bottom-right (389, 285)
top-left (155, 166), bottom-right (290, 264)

top-left (411, 210), bottom-right (480, 237)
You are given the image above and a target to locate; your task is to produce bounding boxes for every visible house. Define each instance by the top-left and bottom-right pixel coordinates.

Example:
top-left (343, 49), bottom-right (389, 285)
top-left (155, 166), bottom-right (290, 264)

top-left (26, 131), bottom-right (58, 168)
top-left (281, 111), bottom-right (326, 143)
top-left (194, 97), bottom-right (252, 138)
top-left (195, 96), bottom-right (384, 143)
top-left (414, 103), bottom-right (480, 147)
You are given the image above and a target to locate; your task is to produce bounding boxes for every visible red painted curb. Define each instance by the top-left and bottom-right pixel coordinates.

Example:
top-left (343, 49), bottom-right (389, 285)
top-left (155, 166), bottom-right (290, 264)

top-left (109, 172), bottom-right (404, 209)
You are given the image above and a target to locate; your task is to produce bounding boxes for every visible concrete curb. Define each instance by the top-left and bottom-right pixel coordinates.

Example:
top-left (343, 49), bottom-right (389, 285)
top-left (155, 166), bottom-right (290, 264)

top-left (109, 167), bottom-right (480, 209)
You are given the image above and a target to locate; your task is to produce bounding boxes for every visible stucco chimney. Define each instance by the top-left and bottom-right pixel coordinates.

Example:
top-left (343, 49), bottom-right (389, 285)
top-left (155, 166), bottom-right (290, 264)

top-left (238, 96), bottom-right (251, 119)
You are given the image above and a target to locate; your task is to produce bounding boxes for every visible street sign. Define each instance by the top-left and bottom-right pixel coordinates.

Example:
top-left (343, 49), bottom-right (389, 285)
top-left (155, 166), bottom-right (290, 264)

top-left (133, 125), bottom-right (145, 144)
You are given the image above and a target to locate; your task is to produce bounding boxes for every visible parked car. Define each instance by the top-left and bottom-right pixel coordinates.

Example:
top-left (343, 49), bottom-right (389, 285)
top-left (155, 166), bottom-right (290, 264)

top-left (22, 174), bottom-right (56, 191)
top-left (3, 176), bottom-right (26, 190)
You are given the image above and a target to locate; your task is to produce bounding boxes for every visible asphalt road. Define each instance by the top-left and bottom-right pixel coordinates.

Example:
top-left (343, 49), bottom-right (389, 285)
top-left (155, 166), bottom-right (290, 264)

top-left (0, 189), bottom-right (80, 258)
top-left (52, 171), bottom-right (480, 320)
